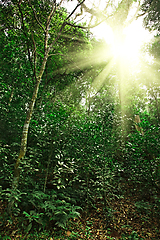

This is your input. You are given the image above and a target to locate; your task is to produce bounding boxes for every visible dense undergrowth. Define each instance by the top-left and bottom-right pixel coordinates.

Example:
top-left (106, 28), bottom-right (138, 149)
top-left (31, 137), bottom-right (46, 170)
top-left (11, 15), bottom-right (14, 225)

top-left (0, 111), bottom-right (160, 239)
top-left (0, 179), bottom-right (160, 239)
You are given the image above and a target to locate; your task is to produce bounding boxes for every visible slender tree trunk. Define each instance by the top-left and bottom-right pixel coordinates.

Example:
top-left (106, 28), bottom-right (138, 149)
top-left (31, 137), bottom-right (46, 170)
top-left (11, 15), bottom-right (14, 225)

top-left (8, 55), bottom-right (48, 214)
top-left (134, 115), bottom-right (144, 135)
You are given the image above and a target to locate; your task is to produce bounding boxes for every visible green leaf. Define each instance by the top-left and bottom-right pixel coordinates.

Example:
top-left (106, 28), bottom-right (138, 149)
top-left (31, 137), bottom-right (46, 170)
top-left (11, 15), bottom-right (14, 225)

top-left (25, 223), bottom-right (32, 233)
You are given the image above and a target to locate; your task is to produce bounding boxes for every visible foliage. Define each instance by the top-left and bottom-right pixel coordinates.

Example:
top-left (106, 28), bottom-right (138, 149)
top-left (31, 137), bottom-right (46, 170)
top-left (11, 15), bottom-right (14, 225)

top-left (0, 0), bottom-right (160, 239)
top-left (141, 0), bottom-right (160, 32)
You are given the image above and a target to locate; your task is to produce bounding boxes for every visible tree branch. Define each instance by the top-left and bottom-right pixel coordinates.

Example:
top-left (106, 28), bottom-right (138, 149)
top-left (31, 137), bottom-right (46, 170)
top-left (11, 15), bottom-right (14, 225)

top-left (18, 3), bottom-right (34, 77)
top-left (125, 1), bottom-right (141, 26)
top-left (28, 0), bottom-right (45, 32)
top-left (66, 20), bottom-right (104, 29)
top-left (46, 0), bottom-right (56, 27)
top-left (49, 0), bottom-right (86, 53)
top-left (74, 4), bottom-right (83, 20)
top-left (80, 1), bottom-right (107, 20)
top-left (65, 0), bottom-right (86, 21)
top-left (57, 0), bottom-right (64, 7)
top-left (45, 0), bottom-right (56, 52)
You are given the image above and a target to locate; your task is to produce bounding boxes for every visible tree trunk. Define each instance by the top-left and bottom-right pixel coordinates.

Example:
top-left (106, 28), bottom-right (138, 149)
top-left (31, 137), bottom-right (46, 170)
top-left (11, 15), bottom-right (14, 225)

top-left (134, 115), bottom-right (144, 135)
top-left (8, 55), bottom-right (48, 214)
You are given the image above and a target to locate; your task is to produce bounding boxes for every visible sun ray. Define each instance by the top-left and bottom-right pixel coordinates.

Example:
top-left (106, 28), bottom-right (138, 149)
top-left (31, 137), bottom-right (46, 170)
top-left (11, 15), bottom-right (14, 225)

top-left (53, 16), bottom-right (156, 134)
top-left (91, 58), bottom-right (114, 91)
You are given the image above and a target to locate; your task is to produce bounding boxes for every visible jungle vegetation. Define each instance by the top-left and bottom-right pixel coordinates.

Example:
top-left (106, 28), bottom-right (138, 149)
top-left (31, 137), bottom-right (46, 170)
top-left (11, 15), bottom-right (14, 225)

top-left (0, 0), bottom-right (160, 239)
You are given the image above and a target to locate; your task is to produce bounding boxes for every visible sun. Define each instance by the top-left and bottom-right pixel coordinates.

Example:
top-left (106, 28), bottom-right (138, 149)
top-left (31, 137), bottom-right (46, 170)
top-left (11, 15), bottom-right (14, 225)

top-left (110, 26), bottom-right (141, 69)
top-left (110, 27), bottom-right (140, 63)
top-left (92, 20), bottom-right (152, 73)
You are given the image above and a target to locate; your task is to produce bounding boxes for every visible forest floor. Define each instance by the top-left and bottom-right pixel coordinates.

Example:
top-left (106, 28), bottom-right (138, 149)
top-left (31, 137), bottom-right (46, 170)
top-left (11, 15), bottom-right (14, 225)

top-left (0, 182), bottom-right (160, 240)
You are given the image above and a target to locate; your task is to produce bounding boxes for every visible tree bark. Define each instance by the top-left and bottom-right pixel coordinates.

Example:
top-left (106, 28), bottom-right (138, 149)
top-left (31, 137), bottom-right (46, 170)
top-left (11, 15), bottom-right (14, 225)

top-left (8, 55), bottom-right (48, 214)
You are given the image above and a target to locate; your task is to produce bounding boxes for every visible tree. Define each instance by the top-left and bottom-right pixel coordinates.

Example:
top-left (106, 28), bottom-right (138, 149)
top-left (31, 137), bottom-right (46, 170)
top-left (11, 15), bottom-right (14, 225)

top-left (140, 0), bottom-right (160, 32)
top-left (139, 0), bottom-right (160, 124)
top-left (0, 0), bottom-right (88, 214)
